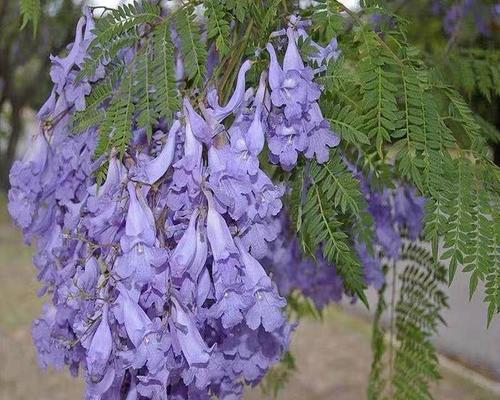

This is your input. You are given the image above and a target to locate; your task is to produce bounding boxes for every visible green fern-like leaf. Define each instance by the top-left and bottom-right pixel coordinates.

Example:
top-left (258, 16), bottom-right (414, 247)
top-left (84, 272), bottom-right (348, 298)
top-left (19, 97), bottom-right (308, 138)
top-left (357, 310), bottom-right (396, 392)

top-left (328, 104), bottom-right (370, 145)
top-left (313, 0), bottom-right (346, 37)
top-left (485, 200), bottom-right (500, 326)
top-left (446, 48), bottom-right (500, 100)
top-left (395, 65), bottom-right (426, 191)
top-left (288, 161), bottom-right (308, 233)
top-left (134, 43), bottom-right (155, 141)
top-left (302, 161), bottom-right (368, 304)
top-left (79, 1), bottom-right (161, 80)
top-left (392, 253), bottom-right (447, 400)
top-left (357, 28), bottom-right (399, 157)
top-left (224, 0), bottom-right (249, 22)
top-left (95, 74), bottom-right (134, 158)
top-left (151, 22), bottom-right (180, 125)
top-left (73, 64), bottom-right (125, 132)
top-left (443, 87), bottom-right (488, 156)
top-left (441, 157), bottom-right (475, 282)
top-left (317, 154), bottom-right (368, 216)
top-left (175, 6), bottom-right (207, 86)
top-left (205, 0), bottom-right (231, 56)
top-left (368, 244), bottom-right (448, 400)
top-left (20, 0), bottom-right (41, 34)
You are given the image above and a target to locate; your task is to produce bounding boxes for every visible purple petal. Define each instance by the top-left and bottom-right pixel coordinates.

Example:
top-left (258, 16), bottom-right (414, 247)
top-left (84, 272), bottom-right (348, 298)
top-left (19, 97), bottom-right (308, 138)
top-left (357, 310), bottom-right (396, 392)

top-left (118, 289), bottom-right (151, 347)
top-left (283, 28), bottom-right (304, 72)
top-left (183, 98), bottom-right (213, 144)
top-left (266, 43), bottom-right (284, 91)
top-left (87, 304), bottom-right (112, 377)
top-left (121, 182), bottom-right (156, 251)
top-left (170, 209), bottom-right (199, 277)
top-left (171, 297), bottom-right (211, 366)
top-left (236, 239), bottom-right (271, 291)
top-left (142, 120), bottom-right (179, 184)
top-left (205, 192), bottom-right (237, 261)
top-left (209, 60), bottom-right (253, 121)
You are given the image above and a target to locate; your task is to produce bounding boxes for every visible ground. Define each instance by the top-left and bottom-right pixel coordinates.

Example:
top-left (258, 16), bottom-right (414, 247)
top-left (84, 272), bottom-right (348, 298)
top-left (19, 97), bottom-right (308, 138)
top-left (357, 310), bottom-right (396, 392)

top-left (0, 197), bottom-right (497, 400)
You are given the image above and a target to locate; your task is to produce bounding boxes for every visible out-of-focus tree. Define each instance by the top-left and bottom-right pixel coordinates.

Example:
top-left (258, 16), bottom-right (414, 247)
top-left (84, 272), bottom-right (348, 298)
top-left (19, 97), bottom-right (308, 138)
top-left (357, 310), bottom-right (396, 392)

top-left (383, 0), bottom-right (500, 160)
top-left (0, 0), bottom-right (81, 190)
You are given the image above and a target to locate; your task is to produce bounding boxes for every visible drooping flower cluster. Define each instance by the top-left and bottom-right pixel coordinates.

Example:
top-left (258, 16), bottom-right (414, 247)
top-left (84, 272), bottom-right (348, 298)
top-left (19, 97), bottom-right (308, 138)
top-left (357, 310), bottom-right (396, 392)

top-left (261, 172), bottom-right (426, 309)
top-left (265, 21), bottom-right (340, 170)
top-left (431, 0), bottom-right (500, 36)
top-left (9, 9), bottom-right (293, 399)
top-left (261, 215), bottom-right (346, 309)
top-left (364, 184), bottom-right (426, 261)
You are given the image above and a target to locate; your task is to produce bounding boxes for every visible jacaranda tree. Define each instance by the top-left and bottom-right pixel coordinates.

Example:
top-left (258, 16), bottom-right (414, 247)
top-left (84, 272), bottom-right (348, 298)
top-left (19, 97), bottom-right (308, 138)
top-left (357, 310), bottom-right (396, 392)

top-left (9, 0), bottom-right (499, 399)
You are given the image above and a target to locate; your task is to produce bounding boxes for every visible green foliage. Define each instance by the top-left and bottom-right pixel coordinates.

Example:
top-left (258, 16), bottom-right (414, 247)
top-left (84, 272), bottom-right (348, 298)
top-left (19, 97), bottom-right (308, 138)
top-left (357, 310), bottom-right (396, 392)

top-left (357, 27), bottom-right (399, 157)
top-left (224, 0), bottom-right (249, 22)
top-left (73, 64), bottom-right (125, 133)
top-left (300, 155), bottom-right (368, 304)
top-left (174, 6), bottom-right (207, 85)
top-left (313, 0), bottom-right (346, 37)
top-left (288, 160), bottom-right (308, 234)
top-left (20, 0), bottom-right (41, 34)
top-left (312, 5), bottom-right (499, 324)
top-left (368, 244), bottom-right (448, 400)
top-left (150, 22), bottom-right (180, 132)
top-left (79, 1), bottom-right (162, 81)
top-left (205, 0), bottom-right (231, 56)
top-left (441, 158), bottom-right (476, 281)
top-left (73, 2), bottom-right (173, 157)
top-left (327, 104), bottom-right (370, 145)
top-left (445, 48), bottom-right (500, 101)
top-left (485, 202), bottom-right (500, 326)
top-left (94, 73), bottom-right (133, 158)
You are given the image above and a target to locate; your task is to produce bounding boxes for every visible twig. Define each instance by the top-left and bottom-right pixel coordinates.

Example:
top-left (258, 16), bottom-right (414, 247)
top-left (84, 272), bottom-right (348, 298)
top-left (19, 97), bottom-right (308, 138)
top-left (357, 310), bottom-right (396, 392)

top-left (388, 260), bottom-right (397, 396)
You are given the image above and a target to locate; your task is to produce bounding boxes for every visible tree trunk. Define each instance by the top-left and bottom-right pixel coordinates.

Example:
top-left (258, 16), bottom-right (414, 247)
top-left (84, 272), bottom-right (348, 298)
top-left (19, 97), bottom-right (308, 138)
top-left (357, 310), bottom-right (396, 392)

top-left (0, 104), bottom-right (23, 192)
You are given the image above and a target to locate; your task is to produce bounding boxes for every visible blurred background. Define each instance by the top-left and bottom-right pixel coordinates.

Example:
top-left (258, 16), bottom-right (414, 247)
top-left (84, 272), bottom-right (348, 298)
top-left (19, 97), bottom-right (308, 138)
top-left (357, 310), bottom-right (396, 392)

top-left (0, 0), bottom-right (499, 399)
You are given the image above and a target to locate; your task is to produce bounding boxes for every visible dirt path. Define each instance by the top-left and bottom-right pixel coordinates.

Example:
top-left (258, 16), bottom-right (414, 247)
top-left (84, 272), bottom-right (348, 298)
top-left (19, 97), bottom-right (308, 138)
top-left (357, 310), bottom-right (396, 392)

top-left (0, 199), bottom-right (497, 400)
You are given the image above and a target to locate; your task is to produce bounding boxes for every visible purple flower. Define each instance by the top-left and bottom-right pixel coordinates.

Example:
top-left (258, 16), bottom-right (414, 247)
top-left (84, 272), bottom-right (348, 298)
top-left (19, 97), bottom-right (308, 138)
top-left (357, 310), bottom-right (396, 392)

top-left (209, 286), bottom-right (252, 329)
top-left (394, 186), bottom-right (425, 240)
top-left (356, 241), bottom-right (384, 290)
top-left (207, 60), bottom-right (253, 121)
top-left (116, 289), bottom-right (152, 347)
top-left (171, 297), bottom-right (211, 366)
top-left (205, 192), bottom-right (238, 261)
top-left (49, 17), bottom-right (86, 91)
top-left (131, 120), bottom-right (180, 185)
top-left (8, 133), bottom-right (50, 230)
top-left (87, 304), bottom-right (112, 378)
top-left (120, 182), bottom-right (156, 251)
top-left (170, 209), bottom-right (200, 277)
top-left (368, 191), bottom-right (402, 259)
top-left (76, 257), bottom-right (100, 293)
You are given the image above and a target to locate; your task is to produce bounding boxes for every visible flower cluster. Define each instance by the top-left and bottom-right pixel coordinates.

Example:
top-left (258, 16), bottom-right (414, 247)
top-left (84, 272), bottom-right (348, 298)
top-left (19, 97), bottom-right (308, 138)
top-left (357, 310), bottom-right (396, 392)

top-left (364, 184), bottom-right (425, 261)
top-left (432, 0), bottom-right (499, 36)
top-left (262, 173), bottom-right (426, 310)
top-left (9, 9), bottom-right (292, 399)
top-left (262, 216), bottom-right (346, 309)
top-left (265, 22), bottom-right (340, 170)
